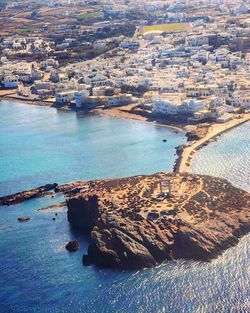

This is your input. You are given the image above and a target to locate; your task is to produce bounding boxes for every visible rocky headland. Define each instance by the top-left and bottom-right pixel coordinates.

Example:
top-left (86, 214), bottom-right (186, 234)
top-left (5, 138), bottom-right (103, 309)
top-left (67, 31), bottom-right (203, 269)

top-left (64, 173), bottom-right (250, 269)
top-left (1, 173), bottom-right (249, 270)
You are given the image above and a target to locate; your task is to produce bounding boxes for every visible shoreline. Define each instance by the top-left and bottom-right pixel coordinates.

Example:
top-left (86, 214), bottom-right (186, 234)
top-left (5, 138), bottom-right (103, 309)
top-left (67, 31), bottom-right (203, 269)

top-left (93, 106), bottom-right (185, 132)
top-left (1, 95), bottom-right (54, 107)
top-left (1, 95), bottom-right (185, 131)
top-left (176, 114), bottom-right (250, 173)
top-left (1, 96), bottom-right (250, 174)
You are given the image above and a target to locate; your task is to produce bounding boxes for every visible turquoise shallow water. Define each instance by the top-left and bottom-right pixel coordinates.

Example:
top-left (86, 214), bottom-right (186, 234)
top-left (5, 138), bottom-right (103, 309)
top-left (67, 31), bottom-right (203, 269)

top-left (0, 101), bottom-right (185, 197)
top-left (0, 101), bottom-right (250, 313)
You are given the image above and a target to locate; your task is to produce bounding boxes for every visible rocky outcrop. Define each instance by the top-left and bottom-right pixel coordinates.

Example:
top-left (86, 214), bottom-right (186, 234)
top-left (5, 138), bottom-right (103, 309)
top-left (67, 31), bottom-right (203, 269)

top-left (17, 217), bottom-right (31, 222)
top-left (186, 131), bottom-right (200, 141)
top-left (65, 173), bottom-right (250, 269)
top-left (65, 240), bottom-right (80, 252)
top-left (0, 183), bottom-right (58, 206)
top-left (67, 195), bottom-right (100, 231)
top-left (173, 144), bottom-right (188, 172)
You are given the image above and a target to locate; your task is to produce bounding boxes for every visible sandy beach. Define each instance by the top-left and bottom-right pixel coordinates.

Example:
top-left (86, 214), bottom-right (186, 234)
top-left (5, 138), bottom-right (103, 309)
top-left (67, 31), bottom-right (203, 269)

top-left (0, 89), bottom-right (18, 97)
top-left (1, 94), bottom-right (57, 107)
top-left (94, 105), bottom-right (185, 131)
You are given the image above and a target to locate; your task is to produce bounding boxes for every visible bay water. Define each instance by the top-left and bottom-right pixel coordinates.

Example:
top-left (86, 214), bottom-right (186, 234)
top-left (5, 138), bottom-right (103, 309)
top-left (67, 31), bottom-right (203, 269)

top-left (0, 101), bottom-right (249, 313)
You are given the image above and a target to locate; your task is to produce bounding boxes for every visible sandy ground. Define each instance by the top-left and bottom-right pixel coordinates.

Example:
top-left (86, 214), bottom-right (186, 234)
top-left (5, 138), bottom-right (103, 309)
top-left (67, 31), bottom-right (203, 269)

top-left (0, 89), bottom-right (17, 96)
top-left (94, 105), bottom-right (184, 131)
top-left (178, 113), bottom-right (250, 173)
top-left (1, 95), bottom-right (54, 107)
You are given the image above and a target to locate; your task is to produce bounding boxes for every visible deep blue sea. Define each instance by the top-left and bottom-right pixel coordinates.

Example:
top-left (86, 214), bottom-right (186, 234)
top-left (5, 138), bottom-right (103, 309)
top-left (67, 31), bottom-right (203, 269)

top-left (0, 101), bottom-right (250, 313)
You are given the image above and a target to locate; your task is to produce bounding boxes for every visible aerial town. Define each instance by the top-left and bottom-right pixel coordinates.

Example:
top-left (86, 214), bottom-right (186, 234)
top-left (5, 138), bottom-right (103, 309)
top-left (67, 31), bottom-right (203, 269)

top-left (1, 1), bottom-right (250, 312)
top-left (0, 0), bottom-right (249, 126)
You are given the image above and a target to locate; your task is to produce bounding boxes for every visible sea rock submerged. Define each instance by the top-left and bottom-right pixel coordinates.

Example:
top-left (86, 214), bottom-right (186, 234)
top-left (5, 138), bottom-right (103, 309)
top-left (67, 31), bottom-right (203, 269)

top-left (66, 173), bottom-right (250, 269)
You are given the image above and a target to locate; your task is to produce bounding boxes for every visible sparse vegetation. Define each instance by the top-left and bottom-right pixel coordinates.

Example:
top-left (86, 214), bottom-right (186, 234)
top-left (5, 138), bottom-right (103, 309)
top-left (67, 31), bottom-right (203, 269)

top-left (77, 11), bottom-right (104, 21)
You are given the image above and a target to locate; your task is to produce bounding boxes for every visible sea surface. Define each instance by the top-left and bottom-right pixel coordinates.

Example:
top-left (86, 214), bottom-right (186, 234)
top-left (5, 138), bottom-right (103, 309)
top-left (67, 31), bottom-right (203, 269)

top-left (192, 121), bottom-right (250, 192)
top-left (0, 101), bottom-right (250, 313)
top-left (0, 101), bottom-right (185, 197)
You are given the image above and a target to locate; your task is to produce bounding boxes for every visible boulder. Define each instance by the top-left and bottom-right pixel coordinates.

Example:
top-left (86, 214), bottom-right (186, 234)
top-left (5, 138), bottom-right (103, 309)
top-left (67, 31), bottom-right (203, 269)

top-left (65, 240), bottom-right (80, 252)
top-left (186, 131), bottom-right (200, 141)
top-left (17, 217), bottom-right (31, 222)
top-left (147, 212), bottom-right (159, 220)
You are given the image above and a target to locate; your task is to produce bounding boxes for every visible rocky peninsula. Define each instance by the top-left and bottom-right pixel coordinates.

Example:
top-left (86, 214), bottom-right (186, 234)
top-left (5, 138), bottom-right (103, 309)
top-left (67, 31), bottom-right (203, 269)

top-left (1, 173), bottom-right (249, 270)
top-left (64, 173), bottom-right (250, 269)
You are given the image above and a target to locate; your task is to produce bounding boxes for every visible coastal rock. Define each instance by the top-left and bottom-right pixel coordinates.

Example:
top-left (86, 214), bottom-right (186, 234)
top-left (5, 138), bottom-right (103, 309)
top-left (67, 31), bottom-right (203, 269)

top-left (67, 195), bottom-right (100, 231)
top-left (186, 131), bottom-right (200, 141)
top-left (0, 183), bottom-right (58, 206)
top-left (87, 225), bottom-right (156, 269)
top-left (65, 240), bottom-right (80, 252)
top-left (17, 217), bottom-right (31, 222)
top-left (65, 173), bottom-right (250, 269)
top-left (173, 145), bottom-right (189, 173)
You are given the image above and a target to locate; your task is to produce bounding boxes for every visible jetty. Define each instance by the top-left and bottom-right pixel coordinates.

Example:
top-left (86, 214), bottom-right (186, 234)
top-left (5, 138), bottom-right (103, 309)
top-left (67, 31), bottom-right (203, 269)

top-left (178, 114), bottom-right (250, 173)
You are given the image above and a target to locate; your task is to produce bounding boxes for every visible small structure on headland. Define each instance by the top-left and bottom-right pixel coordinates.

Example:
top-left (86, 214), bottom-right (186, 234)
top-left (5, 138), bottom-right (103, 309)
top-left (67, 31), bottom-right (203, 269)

top-left (65, 172), bottom-right (250, 269)
top-left (159, 179), bottom-right (172, 197)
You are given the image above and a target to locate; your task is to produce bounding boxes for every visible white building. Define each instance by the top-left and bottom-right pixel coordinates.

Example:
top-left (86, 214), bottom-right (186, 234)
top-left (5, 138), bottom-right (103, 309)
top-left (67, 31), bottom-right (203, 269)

top-left (3, 75), bottom-right (19, 88)
top-left (209, 96), bottom-right (226, 108)
top-left (153, 96), bottom-right (206, 116)
top-left (75, 90), bottom-right (90, 108)
top-left (93, 42), bottom-right (107, 49)
top-left (231, 91), bottom-right (250, 109)
top-left (188, 99), bottom-right (206, 113)
top-left (85, 73), bottom-right (111, 87)
top-left (186, 35), bottom-right (209, 47)
top-left (40, 59), bottom-right (59, 69)
top-left (153, 99), bottom-right (179, 115)
top-left (56, 91), bottom-right (76, 104)
top-left (105, 94), bottom-right (133, 108)
top-left (119, 41), bottom-right (139, 50)
top-left (186, 84), bottom-right (227, 98)
top-left (31, 67), bottom-right (43, 81)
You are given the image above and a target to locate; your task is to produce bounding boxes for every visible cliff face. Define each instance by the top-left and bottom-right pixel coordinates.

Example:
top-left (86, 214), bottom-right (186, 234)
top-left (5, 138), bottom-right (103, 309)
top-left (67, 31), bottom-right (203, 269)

top-left (66, 173), bottom-right (250, 269)
top-left (67, 195), bottom-right (100, 231)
